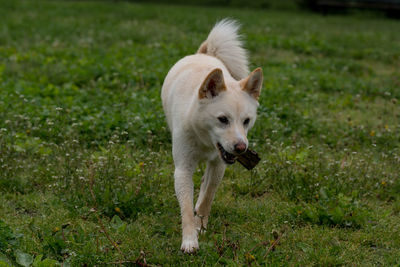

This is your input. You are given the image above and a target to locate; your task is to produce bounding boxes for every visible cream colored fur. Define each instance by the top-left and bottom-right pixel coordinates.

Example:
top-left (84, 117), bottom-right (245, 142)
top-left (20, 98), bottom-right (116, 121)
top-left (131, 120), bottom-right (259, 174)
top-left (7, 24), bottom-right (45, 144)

top-left (197, 19), bottom-right (249, 80)
top-left (161, 19), bottom-right (263, 253)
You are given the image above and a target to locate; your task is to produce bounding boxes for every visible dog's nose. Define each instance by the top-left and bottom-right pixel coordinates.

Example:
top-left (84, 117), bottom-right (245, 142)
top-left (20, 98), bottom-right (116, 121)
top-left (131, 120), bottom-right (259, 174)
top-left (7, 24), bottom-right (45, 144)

top-left (234, 141), bottom-right (247, 154)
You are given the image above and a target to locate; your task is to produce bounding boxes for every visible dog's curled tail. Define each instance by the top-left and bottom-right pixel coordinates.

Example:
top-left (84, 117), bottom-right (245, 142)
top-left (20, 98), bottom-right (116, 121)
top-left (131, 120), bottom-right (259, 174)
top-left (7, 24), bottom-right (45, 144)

top-left (197, 19), bottom-right (249, 80)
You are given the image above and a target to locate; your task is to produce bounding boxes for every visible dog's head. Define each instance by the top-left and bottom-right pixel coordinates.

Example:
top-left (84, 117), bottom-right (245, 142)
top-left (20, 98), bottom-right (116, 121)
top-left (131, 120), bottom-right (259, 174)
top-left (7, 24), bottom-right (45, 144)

top-left (196, 68), bottom-right (263, 164)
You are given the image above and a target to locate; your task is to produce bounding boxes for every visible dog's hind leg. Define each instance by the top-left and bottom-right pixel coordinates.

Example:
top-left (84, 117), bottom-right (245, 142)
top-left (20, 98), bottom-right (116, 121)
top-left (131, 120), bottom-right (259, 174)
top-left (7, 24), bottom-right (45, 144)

top-left (194, 158), bottom-right (225, 233)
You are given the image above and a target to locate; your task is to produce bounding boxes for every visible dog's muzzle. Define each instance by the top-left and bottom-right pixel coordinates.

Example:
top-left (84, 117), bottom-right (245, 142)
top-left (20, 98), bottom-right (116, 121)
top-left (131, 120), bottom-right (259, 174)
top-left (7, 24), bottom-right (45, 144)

top-left (217, 143), bottom-right (237, 164)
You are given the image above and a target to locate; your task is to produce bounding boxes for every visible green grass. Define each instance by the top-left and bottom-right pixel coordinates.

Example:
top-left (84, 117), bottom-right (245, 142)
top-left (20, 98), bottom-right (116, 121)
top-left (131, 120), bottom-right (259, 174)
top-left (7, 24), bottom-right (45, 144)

top-left (1, 0), bottom-right (400, 265)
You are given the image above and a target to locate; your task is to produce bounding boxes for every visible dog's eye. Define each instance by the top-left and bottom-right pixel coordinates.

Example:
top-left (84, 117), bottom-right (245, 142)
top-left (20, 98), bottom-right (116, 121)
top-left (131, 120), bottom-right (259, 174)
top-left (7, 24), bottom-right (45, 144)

top-left (244, 118), bottom-right (250, 125)
top-left (218, 116), bottom-right (229, 124)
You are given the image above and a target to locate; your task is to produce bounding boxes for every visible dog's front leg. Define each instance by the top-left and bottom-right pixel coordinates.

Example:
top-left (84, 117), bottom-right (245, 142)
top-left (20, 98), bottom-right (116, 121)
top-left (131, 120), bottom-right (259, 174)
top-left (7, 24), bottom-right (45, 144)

top-left (175, 167), bottom-right (198, 253)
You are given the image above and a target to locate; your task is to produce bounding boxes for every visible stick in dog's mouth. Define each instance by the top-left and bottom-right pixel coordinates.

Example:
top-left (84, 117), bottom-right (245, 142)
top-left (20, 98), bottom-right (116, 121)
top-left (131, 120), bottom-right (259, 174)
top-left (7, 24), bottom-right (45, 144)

top-left (217, 143), bottom-right (261, 170)
top-left (217, 143), bottom-right (237, 164)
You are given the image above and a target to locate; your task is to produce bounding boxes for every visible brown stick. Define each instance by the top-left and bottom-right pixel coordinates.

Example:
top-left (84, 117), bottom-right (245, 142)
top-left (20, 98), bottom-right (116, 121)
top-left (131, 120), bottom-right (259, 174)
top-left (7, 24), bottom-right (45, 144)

top-left (263, 231), bottom-right (284, 258)
top-left (237, 149), bottom-right (261, 170)
top-left (248, 241), bottom-right (268, 254)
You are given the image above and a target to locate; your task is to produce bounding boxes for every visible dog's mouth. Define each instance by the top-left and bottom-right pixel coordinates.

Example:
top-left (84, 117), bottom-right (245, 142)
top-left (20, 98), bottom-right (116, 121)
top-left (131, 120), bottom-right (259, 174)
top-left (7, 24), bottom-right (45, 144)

top-left (217, 143), bottom-right (237, 165)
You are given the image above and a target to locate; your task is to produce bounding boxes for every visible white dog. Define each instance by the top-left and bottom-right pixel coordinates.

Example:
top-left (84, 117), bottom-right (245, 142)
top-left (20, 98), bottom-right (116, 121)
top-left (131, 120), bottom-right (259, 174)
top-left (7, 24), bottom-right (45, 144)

top-left (161, 19), bottom-right (263, 253)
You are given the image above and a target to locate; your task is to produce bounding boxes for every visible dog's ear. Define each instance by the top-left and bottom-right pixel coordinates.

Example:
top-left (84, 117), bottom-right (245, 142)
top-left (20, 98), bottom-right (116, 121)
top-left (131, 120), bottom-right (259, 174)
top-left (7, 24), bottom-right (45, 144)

top-left (199, 68), bottom-right (226, 99)
top-left (240, 68), bottom-right (263, 100)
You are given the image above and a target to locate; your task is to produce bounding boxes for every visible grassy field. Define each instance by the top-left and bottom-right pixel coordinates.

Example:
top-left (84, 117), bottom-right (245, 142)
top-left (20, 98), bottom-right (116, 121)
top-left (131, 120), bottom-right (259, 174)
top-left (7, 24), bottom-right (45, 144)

top-left (1, 0), bottom-right (400, 265)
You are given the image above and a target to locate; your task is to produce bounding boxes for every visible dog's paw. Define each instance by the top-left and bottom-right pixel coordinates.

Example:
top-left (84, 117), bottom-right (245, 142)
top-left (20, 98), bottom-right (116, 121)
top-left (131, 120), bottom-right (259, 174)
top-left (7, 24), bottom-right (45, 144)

top-left (181, 237), bottom-right (199, 254)
top-left (194, 214), bottom-right (208, 234)
top-left (197, 227), bottom-right (207, 235)
top-left (195, 221), bottom-right (207, 235)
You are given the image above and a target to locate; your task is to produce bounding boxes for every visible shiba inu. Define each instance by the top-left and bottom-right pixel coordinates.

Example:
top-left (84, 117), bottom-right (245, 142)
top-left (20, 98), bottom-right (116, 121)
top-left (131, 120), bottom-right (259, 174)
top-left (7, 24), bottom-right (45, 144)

top-left (161, 19), bottom-right (263, 253)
